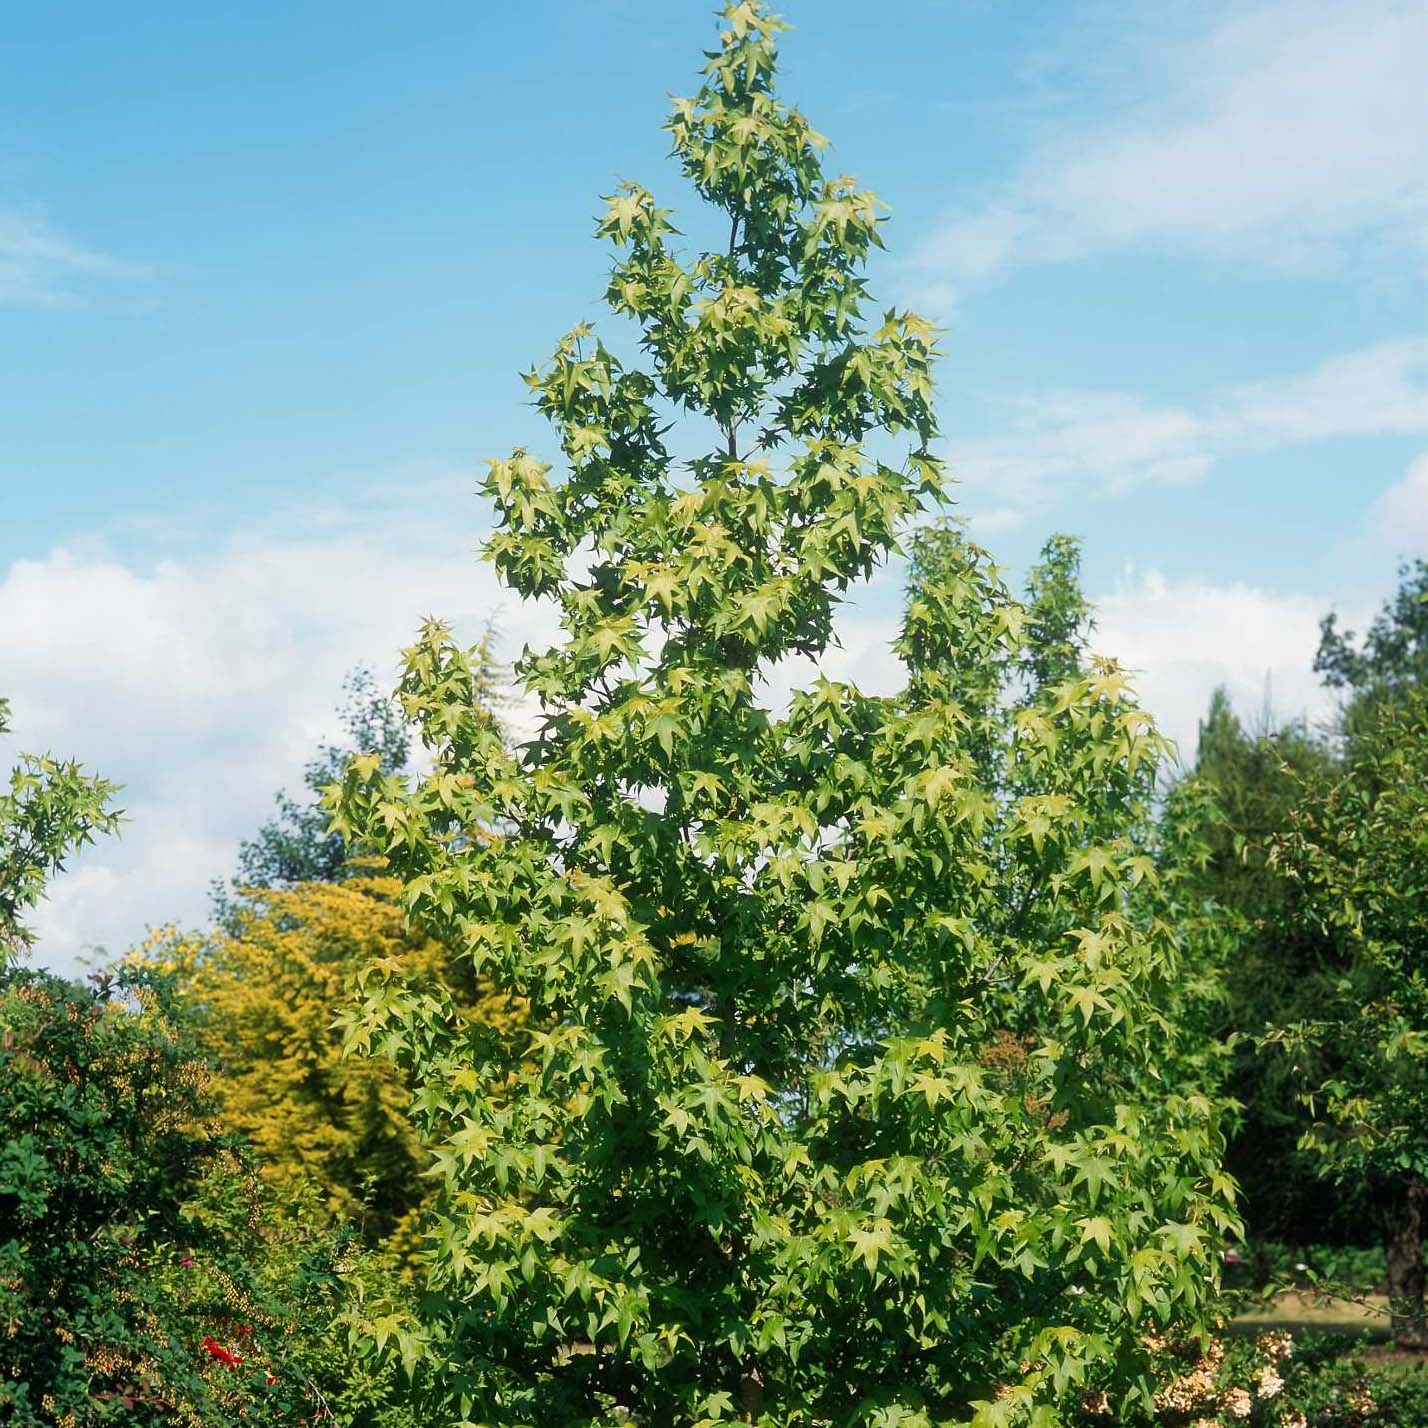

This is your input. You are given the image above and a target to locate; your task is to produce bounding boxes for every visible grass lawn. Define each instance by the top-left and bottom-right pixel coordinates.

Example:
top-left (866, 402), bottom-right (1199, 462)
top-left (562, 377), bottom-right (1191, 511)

top-left (1233, 1291), bottom-right (1392, 1343)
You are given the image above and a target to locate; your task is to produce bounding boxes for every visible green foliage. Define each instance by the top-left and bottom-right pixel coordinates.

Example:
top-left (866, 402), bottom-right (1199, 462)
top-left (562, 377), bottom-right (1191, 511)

top-left (0, 955), bottom-right (429, 1425)
top-left (1022, 534), bottom-right (1093, 691)
top-left (1180, 692), bottom-right (1342, 1243)
top-left (0, 964), bottom-right (264, 1423)
top-left (0, 695), bottom-right (120, 962)
top-left (1177, 556), bottom-right (1428, 1350)
top-left (332, 6), bottom-right (1236, 1423)
top-left (1271, 689), bottom-right (1428, 1346)
top-left (189, 1174), bottom-right (430, 1428)
top-left (1275, 689), bottom-right (1428, 1187)
top-left (1190, 690), bottom-right (1331, 925)
top-left (1316, 558), bottom-right (1428, 703)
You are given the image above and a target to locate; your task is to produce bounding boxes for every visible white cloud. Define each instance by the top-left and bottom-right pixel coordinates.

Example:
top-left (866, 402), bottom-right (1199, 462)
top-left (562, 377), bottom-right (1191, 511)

top-left (914, 0), bottom-right (1428, 289)
top-left (951, 392), bottom-right (1209, 527)
top-left (1093, 569), bottom-right (1336, 763)
top-left (953, 337), bottom-right (1428, 529)
top-left (1369, 452), bottom-right (1428, 553)
top-left (0, 210), bottom-right (132, 307)
top-left (1222, 338), bottom-right (1428, 447)
top-left (0, 479), bottom-right (561, 974)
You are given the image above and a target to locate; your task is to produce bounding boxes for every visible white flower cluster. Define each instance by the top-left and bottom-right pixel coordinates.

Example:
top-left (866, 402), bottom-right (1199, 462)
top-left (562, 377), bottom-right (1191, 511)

top-left (1148, 1327), bottom-right (1301, 1426)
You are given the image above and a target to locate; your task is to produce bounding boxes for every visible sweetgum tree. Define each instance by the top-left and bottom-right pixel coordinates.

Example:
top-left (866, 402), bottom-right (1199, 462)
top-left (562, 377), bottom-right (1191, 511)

top-left (334, 6), bottom-right (1236, 1423)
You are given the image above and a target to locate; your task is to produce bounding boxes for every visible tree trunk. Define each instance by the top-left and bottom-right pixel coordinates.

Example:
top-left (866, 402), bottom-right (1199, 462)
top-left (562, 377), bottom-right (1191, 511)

top-left (1385, 1179), bottom-right (1428, 1350)
top-left (739, 1363), bottom-right (765, 1422)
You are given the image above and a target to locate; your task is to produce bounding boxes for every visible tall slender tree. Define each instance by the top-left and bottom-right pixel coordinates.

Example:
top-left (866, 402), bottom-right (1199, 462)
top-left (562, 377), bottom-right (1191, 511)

top-left (1179, 691), bottom-right (1339, 1246)
top-left (334, 7), bottom-right (1235, 1424)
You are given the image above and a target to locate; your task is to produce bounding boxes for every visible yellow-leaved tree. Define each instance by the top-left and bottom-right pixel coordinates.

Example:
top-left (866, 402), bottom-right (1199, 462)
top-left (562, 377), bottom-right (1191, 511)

top-left (146, 876), bottom-right (522, 1245)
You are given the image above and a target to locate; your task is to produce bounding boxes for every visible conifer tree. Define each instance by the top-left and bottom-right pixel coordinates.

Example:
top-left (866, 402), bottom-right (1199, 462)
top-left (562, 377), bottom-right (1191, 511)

top-left (224, 669), bottom-right (412, 901)
top-left (334, 7), bottom-right (1236, 1423)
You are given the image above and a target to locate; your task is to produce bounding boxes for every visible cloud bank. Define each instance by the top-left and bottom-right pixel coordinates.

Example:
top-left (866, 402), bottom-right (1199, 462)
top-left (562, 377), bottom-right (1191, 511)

top-left (0, 477), bottom-right (559, 973)
top-left (950, 338), bottom-right (1428, 529)
top-left (914, 0), bottom-right (1428, 292)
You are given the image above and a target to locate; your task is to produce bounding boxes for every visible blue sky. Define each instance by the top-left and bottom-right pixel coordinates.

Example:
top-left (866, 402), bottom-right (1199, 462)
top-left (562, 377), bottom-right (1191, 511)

top-left (3, 0), bottom-right (1426, 969)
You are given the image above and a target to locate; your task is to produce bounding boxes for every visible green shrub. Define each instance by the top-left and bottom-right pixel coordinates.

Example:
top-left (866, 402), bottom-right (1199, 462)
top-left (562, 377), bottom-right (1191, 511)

top-left (1278, 1337), bottom-right (1428, 1427)
top-left (0, 964), bottom-right (258, 1422)
top-left (0, 957), bottom-right (432, 1425)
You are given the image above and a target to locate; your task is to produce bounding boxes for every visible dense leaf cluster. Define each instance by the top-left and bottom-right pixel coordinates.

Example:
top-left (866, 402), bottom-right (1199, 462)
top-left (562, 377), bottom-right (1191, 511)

top-left (0, 966), bottom-right (268, 1423)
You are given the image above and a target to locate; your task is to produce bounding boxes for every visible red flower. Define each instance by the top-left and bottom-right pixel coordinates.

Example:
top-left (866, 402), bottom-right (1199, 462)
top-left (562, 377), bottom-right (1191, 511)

top-left (201, 1334), bottom-right (244, 1368)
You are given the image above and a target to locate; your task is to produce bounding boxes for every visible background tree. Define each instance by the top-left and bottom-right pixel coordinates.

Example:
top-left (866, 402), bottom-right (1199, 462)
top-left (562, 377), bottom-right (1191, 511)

top-left (147, 876), bottom-right (523, 1246)
top-left (1273, 689), bottom-right (1428, 1348)
top-left (1175, 560), bottom-right (1428, 1347)
top-left (1262, 562), bottom-right (1428, 1342)
top-left (187, 658), bottom-right (514, 1247)
top-left (224, 668), bottom-right (409, 898)
top-left (1178, 692), bottom-right (1340, 1248)
top-left (0, 694), bottom-right (120, 961)
top-left (1316, 558), bottom-right (1428, 710)
top-left (333, 7), bottom-right (1236, 1423)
